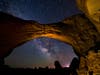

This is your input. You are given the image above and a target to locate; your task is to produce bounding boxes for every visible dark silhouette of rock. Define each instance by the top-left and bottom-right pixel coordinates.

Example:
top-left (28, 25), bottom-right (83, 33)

top-left (0, 58), bottom-right (4, 65)
top-left (69, 57), bottom-right (79, 75)
top-left (54, 60), bottom-right (62, 69)
top-left (70, 57), bottom-right (79, 69)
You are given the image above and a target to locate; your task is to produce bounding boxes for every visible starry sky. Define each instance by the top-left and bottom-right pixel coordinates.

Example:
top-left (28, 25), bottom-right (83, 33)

top-left (0, 0), bottom-right (81, 68)
top-left (5, 38), bottom-right (78, 68)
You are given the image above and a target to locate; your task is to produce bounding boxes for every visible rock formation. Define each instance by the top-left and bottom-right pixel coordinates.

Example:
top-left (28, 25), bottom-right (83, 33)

top-left (0, 12), bottom-right (99, 58)
top-left (0, 0), bottom-right (100, 74)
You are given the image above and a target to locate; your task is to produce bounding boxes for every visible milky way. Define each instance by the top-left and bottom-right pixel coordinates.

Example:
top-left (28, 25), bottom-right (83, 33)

top-left (34, 37), bottom-right (78, 67)
top-left (5, 37), bottom-right (77, 68)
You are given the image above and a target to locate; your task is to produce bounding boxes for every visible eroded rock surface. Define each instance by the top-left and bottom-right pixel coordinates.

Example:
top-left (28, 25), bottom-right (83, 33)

top-left (0, 12), bottom-right (99, 58)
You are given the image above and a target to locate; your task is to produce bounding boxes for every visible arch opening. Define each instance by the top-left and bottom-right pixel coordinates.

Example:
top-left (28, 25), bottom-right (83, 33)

top-left (5, 37), bottom-right (78, 69)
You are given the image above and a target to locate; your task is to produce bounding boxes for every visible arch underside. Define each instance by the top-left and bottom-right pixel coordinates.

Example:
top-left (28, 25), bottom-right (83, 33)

top-left (0, 12), bottom-right (99, 58)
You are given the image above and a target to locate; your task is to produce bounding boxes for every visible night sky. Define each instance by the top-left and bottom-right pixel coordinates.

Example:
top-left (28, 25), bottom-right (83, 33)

top-left (0, 0), bottom-right (81, 68)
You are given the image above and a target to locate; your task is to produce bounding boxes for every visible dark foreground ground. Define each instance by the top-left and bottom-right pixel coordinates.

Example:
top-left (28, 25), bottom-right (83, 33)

top-left (0, 58), bottom-right (79, 75)
top-left (0, 65), bottom-right (71, 75)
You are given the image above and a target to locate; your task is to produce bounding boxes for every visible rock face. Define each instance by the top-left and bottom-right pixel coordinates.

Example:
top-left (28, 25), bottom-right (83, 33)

top-left (0, 12), bottom-right (99, 58)
top-left (87, 51), bottom-right (100, 74)
top-left (76, 0), bottom-right (100, 33)
top-left (78, 50), bottom-right (100, 75)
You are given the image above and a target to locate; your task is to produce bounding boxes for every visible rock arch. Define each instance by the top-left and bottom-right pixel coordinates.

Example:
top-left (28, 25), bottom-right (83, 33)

top-left (0, 0), bottom-right (100, 74)
top-left (0, 12), bottom-right (99, 58)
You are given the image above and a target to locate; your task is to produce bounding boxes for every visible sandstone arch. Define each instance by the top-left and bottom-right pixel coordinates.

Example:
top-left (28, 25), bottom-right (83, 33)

top-left (0, 12), bottom-right (99, 59)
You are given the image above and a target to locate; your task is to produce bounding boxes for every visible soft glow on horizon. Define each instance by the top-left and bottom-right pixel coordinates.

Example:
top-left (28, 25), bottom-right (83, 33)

top-left (64, 64), bottom-right (70, 67)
